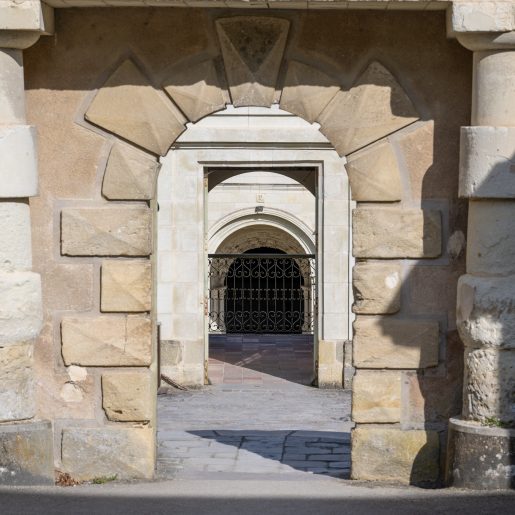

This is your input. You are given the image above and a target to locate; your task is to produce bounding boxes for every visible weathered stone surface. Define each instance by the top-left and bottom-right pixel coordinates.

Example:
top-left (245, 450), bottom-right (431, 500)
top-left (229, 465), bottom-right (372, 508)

top-left (61, 207), bottom-right (152, 257)
top-left (318, 340), bottom-right (344, 389)
top-left (0, 202), bottom-right (32, 270)
top-left (280, 60), bottom-right (340, 123)
top-left (0, 49), bottom-right (25, 124)
top-left (352, 263), bottom-right (401, 314)
top-left (353, 208), bottom-right (441, 258)
top-left (164, 58), bottom-right (226, 122)
top-left (353, 318), bottom-right (439, 369)
top-left (450, 1), bottom-right (515, 33)
top-left (459, 126), bottom-right (515, 199)
top-left (447, 418), bottom-right (515, 490)
top-left (160, 339), bottom-right (205, 388)
top-left (0, 342), bottom-right (34, 422)
top-left (61, 316), bottom-right (152, 366)
top-left (463, 347), bottom-right (515, 426)
top-left (345, 140), bottom-right (402, 201)
top-left (318, 61), bottom-right (419, 156)
top-left (0, 125), bottom-right (38, 196)
top-left (85, 59), bottom-right (185, 155)
top-left (457, 274), bottom-right (515, 350)
top-left (467, 200), bottom-right (515, 276)
top-left (216, 17), bottom-right (289, 107)
top-left (0, 270), bottom-right (42, 344)
top-left (0, 421), bottom-right (54, 486)
top-left (351, 427), bottom-right (440, 484)
top-left (352, 370), bottom-right (401, 423)
top-left (102, 142), bottom-right (159, 200)
top-left (101, 260), bottom-right (152, 312)
top-left (61, 427), bottom-right (154, 480)
top-left (102, 371), bottom-right (153, 422)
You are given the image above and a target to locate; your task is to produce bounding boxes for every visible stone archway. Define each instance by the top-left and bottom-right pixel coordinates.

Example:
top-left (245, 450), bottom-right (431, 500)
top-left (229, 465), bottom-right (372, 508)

top-left (55, 15), bottom-right (446, 483)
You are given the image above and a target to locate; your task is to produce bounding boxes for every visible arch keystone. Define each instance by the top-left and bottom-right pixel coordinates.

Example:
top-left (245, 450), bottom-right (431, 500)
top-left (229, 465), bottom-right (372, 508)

top-left (85, 59), bottom-right (186, 156)
top-left (163, 59), bottom-right (226, 122)
top-left (216, 16), bottom-right (289, 107)
top-left (318, 61), bottom-right (419, 156)
top-left (280, 60), bottom-right (340, 124)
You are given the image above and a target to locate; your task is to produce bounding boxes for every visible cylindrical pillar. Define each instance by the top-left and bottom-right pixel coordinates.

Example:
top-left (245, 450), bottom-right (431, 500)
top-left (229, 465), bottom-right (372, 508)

top-left (447, 33), bottom-right (515, 490)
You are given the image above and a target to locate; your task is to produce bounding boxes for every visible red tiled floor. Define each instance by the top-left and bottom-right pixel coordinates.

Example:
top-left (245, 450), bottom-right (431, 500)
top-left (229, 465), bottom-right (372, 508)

top-left (208, 334), bottom-right (314, 386)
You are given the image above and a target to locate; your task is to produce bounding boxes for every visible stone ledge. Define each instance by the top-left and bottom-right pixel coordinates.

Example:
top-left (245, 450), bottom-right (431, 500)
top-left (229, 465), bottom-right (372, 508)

top-left (0, 420), bottom-right (53, 485)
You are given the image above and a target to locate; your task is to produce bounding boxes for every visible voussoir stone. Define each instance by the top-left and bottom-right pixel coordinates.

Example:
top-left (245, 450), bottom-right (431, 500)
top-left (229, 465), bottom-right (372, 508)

top-left (345, 140), bottom-right (402, 201)
top-left (102, 142), bottom-right (160, 200)
top-left (351, 427), bottom-right (439, 484)
top-left (457, 274), bottom-right (515, 350)
top-left (318, 61), bottom-right (419, 156)
top-left (163, 58), bottom-right (226, 122)
top-left (353, 317), bottom-right (439, 369)
top-left (85, 59), bottom-right (185, 156)
top-left (101, 260), bottom-right (152, 312)
top-left (102, 371), bottom-right (153, 422)
top-left (352, 208), bottom-right (441, 258)
top-left (61, 427), bottom-right (154, 480)
top-left (0, 341), bottom-right (34, 422)
top-left (353, 262), bottom-right (401, 314)
top-left (61, 316), bottom-right (152, 366)
top-left (352, 370), bottom-right (401, 423)
top-left (280, 60), bottom-right (340, 123)
top-left (61, 207), bottom-right (152, 257)
top-left (216, 17), bottom-right (289, 107)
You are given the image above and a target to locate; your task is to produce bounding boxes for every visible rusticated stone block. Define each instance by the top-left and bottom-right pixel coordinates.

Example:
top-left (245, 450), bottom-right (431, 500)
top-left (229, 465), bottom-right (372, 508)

top-left (353, 318), bottom-right (439, 369)
top-left (85, 59), bottom-right (185, 156)
top-left (101, 260), bottom-right (152, 312)
top-left (353, 263), bottom-right (401, 314)
top-left (102, 142), bottom-right (160, 200)
top-left (0, 341), bottom-right (34, 422)
top-left (353, 208), bottom-right (441, 258)
top-left (351, 427), bottom-right (440, 484)
top-left (463, 347), bottom-right (515, 426)
top-left (61, 427), bottom-right (154, 480)
top-left (280, 60), bottom-right (340, 123)
top-left (0, 270), bottom-right (42, 344)
top-left (61, 316), bottom-right (152, 367)
top-left (318, 61), bottom-right (419, 156)
top-left (61, 207), bottom-right (152, 257)
top-left (102, 371), bottom-right (153, 422)
top-left (352, 370), bottom-right (401, 423)
top-left (163, 58), bottom-right (226, 122)
top-left (345, 140), bottom-right (402, 202)
top-left (216, 17), bottom-right (289, 107)
top-left (0, 421), bottom-right (54, 485)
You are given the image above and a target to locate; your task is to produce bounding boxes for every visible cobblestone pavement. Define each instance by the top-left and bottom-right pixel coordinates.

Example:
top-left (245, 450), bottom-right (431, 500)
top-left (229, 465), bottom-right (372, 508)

top-left (158, 379), bottom-right (352, 479)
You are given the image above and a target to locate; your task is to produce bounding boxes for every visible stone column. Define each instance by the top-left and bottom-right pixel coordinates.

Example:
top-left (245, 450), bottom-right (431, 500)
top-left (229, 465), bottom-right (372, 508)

top-left (0, 1), bottom-right (54, 486)
top-left (447, 1), bottom-right (515, 490)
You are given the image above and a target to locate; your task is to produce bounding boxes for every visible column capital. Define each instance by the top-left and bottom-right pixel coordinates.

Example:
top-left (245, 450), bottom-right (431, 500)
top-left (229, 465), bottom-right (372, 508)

top-left (449, 1), bottom-right (515, 50)
top-left (0, 0), bottom-right (53, 49)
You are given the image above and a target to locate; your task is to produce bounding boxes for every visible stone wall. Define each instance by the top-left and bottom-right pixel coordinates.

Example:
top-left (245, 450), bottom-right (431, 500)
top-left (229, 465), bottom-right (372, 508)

top-left (24, 7), bottom-right (470, 482)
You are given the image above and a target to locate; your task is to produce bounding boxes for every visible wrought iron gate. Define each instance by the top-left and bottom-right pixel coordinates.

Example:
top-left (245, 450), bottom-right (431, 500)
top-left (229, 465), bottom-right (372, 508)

top-left (208, 254), bottom-right (316, 334)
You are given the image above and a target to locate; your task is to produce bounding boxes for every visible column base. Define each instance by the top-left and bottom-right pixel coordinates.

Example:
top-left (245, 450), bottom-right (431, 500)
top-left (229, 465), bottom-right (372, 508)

top-left (446, 417), bottom-right (515, 490)
top-left (0, 420), bottom-right (54, 485)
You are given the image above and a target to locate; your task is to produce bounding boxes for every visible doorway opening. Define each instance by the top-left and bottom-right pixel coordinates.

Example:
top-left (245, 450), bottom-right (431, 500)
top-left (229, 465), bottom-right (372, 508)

top-left (206, 169), bottom-right (317, 386)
